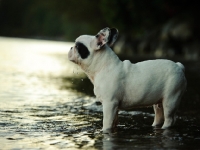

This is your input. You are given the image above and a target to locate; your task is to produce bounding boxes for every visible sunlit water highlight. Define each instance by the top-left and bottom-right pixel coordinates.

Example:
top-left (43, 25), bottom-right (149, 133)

top-left (0, 37), bottom-right (200, 149)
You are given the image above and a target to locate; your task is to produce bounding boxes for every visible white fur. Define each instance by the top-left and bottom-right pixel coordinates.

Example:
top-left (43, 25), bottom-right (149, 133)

top-left (68, 28), bottom-right (187, 133)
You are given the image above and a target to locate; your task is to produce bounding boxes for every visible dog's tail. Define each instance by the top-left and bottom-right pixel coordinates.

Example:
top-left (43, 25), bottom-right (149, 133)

top-left (176, 62), bottom-right (185, 73)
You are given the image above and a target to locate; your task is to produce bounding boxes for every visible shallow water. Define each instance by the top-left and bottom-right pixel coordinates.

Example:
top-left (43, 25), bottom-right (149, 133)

top-left (0, 37), bottom-right (200, 149)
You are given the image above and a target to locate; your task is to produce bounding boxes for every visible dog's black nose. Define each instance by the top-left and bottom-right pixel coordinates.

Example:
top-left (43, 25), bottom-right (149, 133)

top-left (70, 47), bottom-right (73, 50)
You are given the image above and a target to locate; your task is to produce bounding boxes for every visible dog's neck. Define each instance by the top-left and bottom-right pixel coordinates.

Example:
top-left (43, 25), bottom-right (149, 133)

top-left (80, 45), bottom-right (120, 83)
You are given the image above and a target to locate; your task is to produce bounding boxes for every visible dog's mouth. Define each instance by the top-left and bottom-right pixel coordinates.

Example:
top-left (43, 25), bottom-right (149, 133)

top-left (68, 47), bottom-right (81, 65)
top-left (68, 48), bottom-right (75, 62)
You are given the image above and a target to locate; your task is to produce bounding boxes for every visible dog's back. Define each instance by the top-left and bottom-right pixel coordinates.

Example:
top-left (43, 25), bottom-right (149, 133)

top-left (119, 59), bottom-right (186, 109)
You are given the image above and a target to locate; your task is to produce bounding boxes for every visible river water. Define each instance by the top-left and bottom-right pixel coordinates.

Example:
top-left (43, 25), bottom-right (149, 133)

top-left (0, 37), bottom-right (200, 149)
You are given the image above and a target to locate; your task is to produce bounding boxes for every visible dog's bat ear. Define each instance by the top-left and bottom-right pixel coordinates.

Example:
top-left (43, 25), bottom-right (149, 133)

top-left (95, 27), bottom-right (119, 50)
top-left (107, 28), bottom-right (118, 47)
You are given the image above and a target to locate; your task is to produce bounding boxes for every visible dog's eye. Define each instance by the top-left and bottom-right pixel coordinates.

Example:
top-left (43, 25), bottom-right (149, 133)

top-left (76, 42), bottom-right (90, 59)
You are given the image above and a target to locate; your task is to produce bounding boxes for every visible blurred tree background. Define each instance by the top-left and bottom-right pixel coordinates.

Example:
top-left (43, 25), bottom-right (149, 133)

top-left (0, 0), bottom-right (200, 59)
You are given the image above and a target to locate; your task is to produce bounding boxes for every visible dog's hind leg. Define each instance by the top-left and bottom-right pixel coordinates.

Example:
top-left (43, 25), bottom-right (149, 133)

top-left (161, 93), bottom-right (182, 129)
top-left (152, 103), bottom-right (164, 127)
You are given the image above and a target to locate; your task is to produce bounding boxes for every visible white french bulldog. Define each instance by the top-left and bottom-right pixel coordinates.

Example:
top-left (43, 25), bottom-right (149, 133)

top-left (68, 27), bottom-right (187, 133)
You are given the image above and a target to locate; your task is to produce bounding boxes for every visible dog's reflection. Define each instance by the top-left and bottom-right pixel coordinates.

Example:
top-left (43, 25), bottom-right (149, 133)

top-left (102, 128), bottom-right (181, 149)
top-left (153, 128), bottom-right (181, 148)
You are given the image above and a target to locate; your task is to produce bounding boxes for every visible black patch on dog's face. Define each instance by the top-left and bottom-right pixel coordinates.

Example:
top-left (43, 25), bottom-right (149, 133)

top-left (76, 42), bottom-right (90, 59)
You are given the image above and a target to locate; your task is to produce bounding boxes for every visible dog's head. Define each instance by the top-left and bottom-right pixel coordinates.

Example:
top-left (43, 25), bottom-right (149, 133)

top-left (68, 27), bottom-right (118, 65)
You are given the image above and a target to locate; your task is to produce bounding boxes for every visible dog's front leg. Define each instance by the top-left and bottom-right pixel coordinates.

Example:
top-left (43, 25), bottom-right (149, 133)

top-left (102, 101), bottom-right (118, 134)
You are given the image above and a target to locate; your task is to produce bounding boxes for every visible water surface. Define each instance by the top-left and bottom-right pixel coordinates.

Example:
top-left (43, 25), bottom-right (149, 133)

top-left (0, 37), bottom-right (200, 149)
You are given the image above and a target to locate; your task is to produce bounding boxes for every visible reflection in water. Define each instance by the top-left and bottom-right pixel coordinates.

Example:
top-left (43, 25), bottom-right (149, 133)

top-left (101, 126), bottom-right (200, 149)
top-left (0, 37), bottom-right (75, 107)
top-left (0, 37), bottom-right (200, 149)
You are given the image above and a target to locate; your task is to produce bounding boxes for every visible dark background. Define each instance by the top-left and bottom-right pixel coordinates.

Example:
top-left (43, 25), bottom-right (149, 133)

top-left (1, 0), bottom-right (200, 59)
